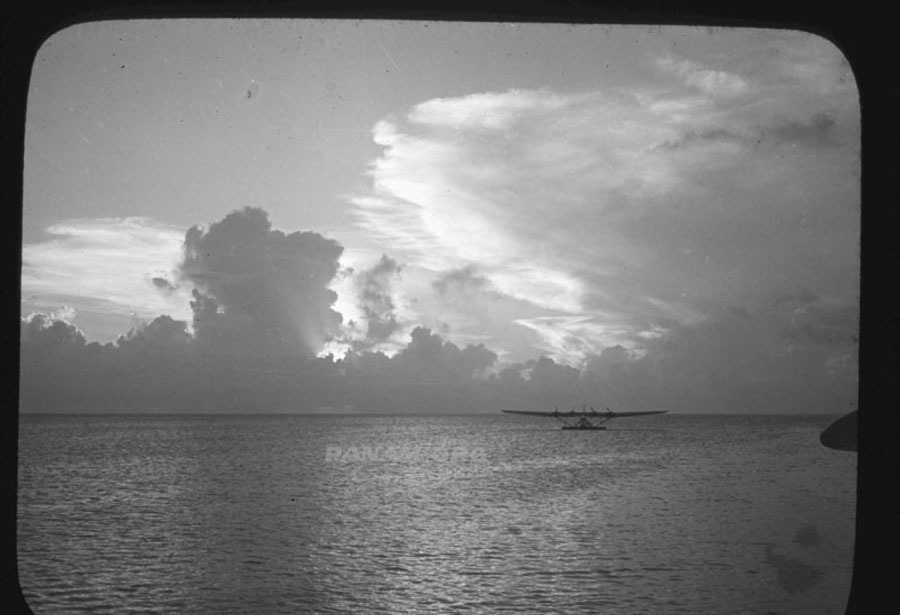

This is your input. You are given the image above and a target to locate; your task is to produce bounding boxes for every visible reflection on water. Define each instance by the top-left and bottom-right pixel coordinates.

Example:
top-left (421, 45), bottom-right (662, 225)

top-left (18, 414), bottom-right (855, 614)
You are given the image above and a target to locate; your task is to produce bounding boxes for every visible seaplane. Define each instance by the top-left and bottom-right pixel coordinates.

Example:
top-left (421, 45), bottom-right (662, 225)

top-left (501, 405), bottom-right (667, 430)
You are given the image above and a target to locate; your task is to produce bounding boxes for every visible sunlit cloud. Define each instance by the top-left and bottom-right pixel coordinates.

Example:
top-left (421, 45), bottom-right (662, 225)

top-left (351, 38), bottom-right (857, 365)
top-left (655, 54), bottom-right (748, 97)
top-left (22, 304), bottom-right (78, 325)
top-left (514, 315), bottom-right (642, 366)
top-left (408, 89), bottom-right (568, 130)
top-left (352, 89), bottom-right (680, 316)
top-left (22, 218), bottom-right (192, 337)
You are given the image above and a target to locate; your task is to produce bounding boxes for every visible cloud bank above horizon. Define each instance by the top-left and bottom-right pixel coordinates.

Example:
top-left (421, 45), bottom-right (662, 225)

top-left (20, 28), bottom-right (859, 414)
top-left (21, 203), bottom-right (857, 415)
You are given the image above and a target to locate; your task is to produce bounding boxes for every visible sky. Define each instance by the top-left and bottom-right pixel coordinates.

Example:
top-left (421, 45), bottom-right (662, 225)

top-left (20, 20), bottom-right (860, 414)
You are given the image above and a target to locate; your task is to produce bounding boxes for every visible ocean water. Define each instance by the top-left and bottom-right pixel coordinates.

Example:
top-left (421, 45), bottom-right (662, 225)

top-left (17, 413), bottom-right (856, 614)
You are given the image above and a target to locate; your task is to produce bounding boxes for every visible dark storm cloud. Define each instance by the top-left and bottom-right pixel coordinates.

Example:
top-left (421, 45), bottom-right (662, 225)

top-left (181, 207), bottom-right (343, 356)
top-left (575, 304), bottom-right (858, 414)
top-left (583, 345), bottom-right (632, 381)
top-left (20, 312), bottom-right (509, 413)
top-left (658, 112), bottom-right (838, 152)
top-left (21, 313), bottom-right (200, 411)
top-left (432, 265), bottom-right (490, 296)
top-left (395, 327), bottom-right (497, 379)
top-left (20, 301), bottom-right (856, 414)
top-left (355, 255), bottom-right (402, 344)
top-left (21, 312), bottom-right (86, 348)
top-left (779, 302), bottom-right (859, 347)
top-left (656, 127), bottom-right (748, 151)
top-left (767, 112), bottom-right (837, 148)
top-left (485, 355), bottom-right (608, 413)
top-left (343, 326), bottom-right (498, 387)
top-left (151, 276), bottom-right (178, 293)
top-left (116, 315), bottom-right (192, 350)
top-left (340, 327), bottom-right (500, 412)
top-left (21, 315), bottom-right (93, 412)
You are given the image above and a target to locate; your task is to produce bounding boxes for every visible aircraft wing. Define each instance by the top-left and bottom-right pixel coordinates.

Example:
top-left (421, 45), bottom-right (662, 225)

top-left (605, 410), bottom-right (668, 417)
top-left (501, 408), bottom-right (667, 417)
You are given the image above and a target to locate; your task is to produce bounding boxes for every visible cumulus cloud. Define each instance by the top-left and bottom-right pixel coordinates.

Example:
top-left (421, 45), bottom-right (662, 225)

top-left (181, 207), bottom-right (344, 357)
top-left (21, 209), bottom-right (351, 412)
top-left (19, 211), bottom-right (509, 413)
top-left (116, 314), bottom-right (192, 350)
top-left (20, 300), bottom-right (856, 415)
top-left (354, 255), bottom-right (403, 345)
top-left (21, 312), bottom-right (86, 348)
top-left (19, 308), bottom-right (508, 414)
top-left (339, 326), bottom-right (501, 412)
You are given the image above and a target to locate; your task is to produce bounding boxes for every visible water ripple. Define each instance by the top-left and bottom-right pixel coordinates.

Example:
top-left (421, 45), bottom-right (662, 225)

top-left (19, 413), bottom-right (855, 614)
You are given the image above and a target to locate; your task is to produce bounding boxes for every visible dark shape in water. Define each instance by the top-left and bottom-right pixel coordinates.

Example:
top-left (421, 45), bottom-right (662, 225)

top-left (764, 543), bottom-right (824, 594)
top-left (793, 524), bottom-right (822, 549)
